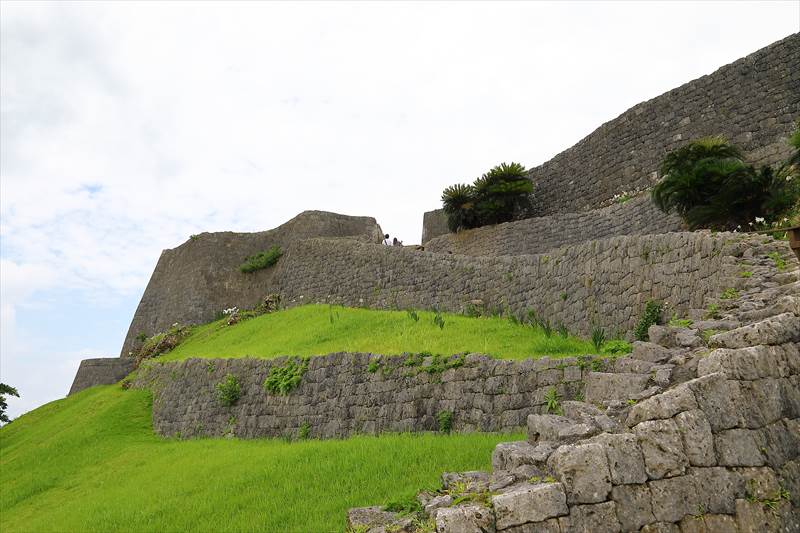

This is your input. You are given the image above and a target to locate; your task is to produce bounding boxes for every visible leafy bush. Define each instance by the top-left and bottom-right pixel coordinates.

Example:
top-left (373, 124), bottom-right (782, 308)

top-left (263, 357), bottom-right (309, 395)
top-left (437, 410), bottom-right (454, 434)
top-left (591, 326), bottom-right (606, 351)
top-left (601, 339), bottom-right (632, 356)
top-left (216, 374), bottom-right (241, 407)
top-left (239, 245), bottom-right (282, 273)
top-left (634, 300), bottom-right (663, 341)
top-left (704, 303), bottom-right (722, 320)
top-left (720, 288), bottom-right (739, 300)
top-left (298, 422), bottom-right (310, 440)
top-left (441, 162), bottom-right (533, 232)
top-left (651, 136), bottom-right (800, 230)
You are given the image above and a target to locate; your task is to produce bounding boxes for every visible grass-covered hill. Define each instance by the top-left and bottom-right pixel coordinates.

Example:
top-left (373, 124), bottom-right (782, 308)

top-left (0, 386), bottom-right (519, 532)
top-left (158, 304), bottom-right (601, 362)
top-left (1, 305), bottom-right (612, 532)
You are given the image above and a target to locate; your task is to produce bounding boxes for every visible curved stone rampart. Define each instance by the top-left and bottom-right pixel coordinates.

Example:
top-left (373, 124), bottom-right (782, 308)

top-left (69, 358), bottom-right (136, 396)
top-left (120, 211), bottom-right (382, 356)
top-left (423, 195), bottom-right (683, 257)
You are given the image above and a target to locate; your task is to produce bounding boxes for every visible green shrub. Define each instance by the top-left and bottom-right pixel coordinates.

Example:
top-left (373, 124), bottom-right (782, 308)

top-left (263, 357), bottom-right (309, 395)
top-left (298, 422), bottom-right (310, 440)
top-left (367, 359), bottom-right (381, 373)
top-left (591, 326), bottom-right (606, 351)
top-left (135, 324), bottom-right (192, 361)
top-left (601, 339), bottom-right (632, 356)
top-left (634, 300), bottom-right (663, 341)
top-left (441, 162), bottom-right (533, 232)
top-left (720, 288), bottom-right (739, 300)
top-left (239, 245), bottom-right (282, 273)
top-left (544, 387), bottom-right (561, 415)
top-left (739, 270), bottom-right (753, 278)
top-left (668, 316), bottom-right (693, 328)
top-left (216, 374), bottom-right (241, 407)
top-left (437, 410), bottom-right (454, 434)
top-left (651, 136), bottom-right (800, 230)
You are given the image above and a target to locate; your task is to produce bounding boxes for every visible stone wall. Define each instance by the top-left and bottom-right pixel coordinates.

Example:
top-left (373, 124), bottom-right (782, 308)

top-left (421, 33), bottom-right (799, 241)
top-left (422, 209), bottom-right (450, 244)
top-left (424, 195), bottom-right (683, 257)
top-left (273, 232), bottom-right (740, 337)
top-left (530, 33), bottom-right (799, 216)
top-left (120, 211), bottom-right (383, 356)
top-left (131, 353), bottom-right (595, 439)
top-left (348, 236), bottom-right (800, 533)
top-left (68, 358), bottom-right (136, 396)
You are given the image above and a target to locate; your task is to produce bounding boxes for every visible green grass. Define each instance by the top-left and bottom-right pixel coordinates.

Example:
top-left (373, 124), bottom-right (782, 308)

top-left (161, 304), bottom-right (596, 362)
top-left (1, 386), bottom-right (519, 532)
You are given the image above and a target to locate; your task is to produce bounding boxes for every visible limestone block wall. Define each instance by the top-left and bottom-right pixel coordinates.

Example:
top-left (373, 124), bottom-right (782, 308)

top-left (423, 195), bottom-right (683, 257)
top-left (273, 232), bottom-right (740, 337)
top-left (120, 211), bottom-right (383, 356)
top-left (529, 33), bottom-right (799, 216)
top-left (131, 353), bottom-right (593, 439)
top-left (68, 358), bottom-right (136, 396)
top-left (421, 33), bottom-right (799, 242)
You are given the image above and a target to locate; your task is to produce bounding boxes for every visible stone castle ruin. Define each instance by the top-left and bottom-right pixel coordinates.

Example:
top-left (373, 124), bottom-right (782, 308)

top-left (71, 34), bottom-right (799, 531)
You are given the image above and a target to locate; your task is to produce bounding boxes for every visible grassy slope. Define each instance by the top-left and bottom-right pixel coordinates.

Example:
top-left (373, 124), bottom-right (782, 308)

top-left (0, 386), bottom-right (520, 533)
top-left (162, 304), bottom-right (596, 362)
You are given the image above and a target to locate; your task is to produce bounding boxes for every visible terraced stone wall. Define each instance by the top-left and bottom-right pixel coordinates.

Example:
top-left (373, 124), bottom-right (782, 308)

top-left (423, 195), bottom-right (683, 257)
top-left (131, 353), bottom-right (592, 439)
top-left (274, 232), bottom-right (742, 337)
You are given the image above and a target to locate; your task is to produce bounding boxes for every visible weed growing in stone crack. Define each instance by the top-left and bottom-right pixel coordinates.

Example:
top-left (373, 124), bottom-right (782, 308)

top-left (767, 252), bottom-right (787, 271)
top-left (591, 326), bottom-right (606, 351)
top-left (702, 329), bottom-right (722, 344)
top-left (383, 497), bottom-right (422, 516)
top-left (135, 332), bottom-right (148, 343)
top-left (263, 357), bottom-right (309, 395)
top-left (560, 291), bottom-right (568, 301)
top-left (626, 399), bottom-right (637, 406)
top-left (239, 245), bottom-right (282, 273)
top-left (544, 387), bottom-right (562, 415)
top-left (720, 287), bottom-right (739, 300)
top-left (437, 410), bottom-right (454, 433)
top-left (668, 314), bottom-right (693, 328)
top-left (634, 300), bottom-right (663, 341)
top-left (205, 361), bottom-right (215, 374)
top-left (367, 359), bottom-right (381, 373)
top-left (298, 422), bottom-right (310, 440)
top-left (739, 270), bottom-right (753, 278)
top-left (590, 358), bottom-right (604, 372)
top-left (216, 374), bottom-right (241, 407)
top-left (704, 303), bottom-right (722, 320)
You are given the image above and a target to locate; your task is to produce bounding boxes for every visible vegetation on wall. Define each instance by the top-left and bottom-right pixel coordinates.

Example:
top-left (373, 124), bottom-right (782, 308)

top-left (651, 129), bottom-right (800, 230)
top-left (239, 245), bottom-right (283, 273)
top-left (215, 374), bottom-right (241, 407)
top-left (634, 300), bottom-right (663, 341)
top-left (263, 357), bottom-right (310, 395)
top-left (441, 162), bottom-right (533, 232)
top-left (133, 324), bottom-right (192, 361)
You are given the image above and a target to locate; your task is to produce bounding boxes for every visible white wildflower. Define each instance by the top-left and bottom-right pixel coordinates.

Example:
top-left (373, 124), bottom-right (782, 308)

top-left (755, 217), bottom-right (765, 224)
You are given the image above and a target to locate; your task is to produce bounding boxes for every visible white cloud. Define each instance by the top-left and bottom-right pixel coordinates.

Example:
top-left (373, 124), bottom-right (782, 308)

top-left (1, 1), bottom-right (798, 417)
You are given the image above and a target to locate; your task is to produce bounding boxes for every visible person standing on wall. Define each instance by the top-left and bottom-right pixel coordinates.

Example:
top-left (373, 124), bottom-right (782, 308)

top-left (383, 234), bottom-right (391, 245)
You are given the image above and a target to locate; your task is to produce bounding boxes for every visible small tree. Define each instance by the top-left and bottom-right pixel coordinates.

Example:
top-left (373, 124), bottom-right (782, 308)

top-left (441, 162), bottom-right (533, 232)
top-left (0, 383), bottom-right (20, 424)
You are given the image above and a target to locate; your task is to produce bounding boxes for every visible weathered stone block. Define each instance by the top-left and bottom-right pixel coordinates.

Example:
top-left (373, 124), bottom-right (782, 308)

top-left (686, 374), bottom-right (742, 432)
top-left (548, 443), bottom-right (612, 504)
top-left (433, 504), bottom-right (495, 533)
top-left (611, 483), bottom-right (655, 531)
top-left (631, 342), bottom-right (675, 364)
top-left (589, 432), bottom-right (648, 485)
top-left (626, 385), bottom-right (697, 427)
top-left (527, 415), bottom-right (596, 444)
top-left (715, 429), bottom-right (766, 467)
top-left (492, 483), bottom-right (569, 530)
top-left (710, 313), bottom-right (800, 349)
top-left (674, 410), bottom-right (715, 467)
top-left (690, 467), bottom-right (743, 515)
top-left (492, 441), bottom-right (553, 472)
top-left (635, 419), bottom-right (688, 479)
top-left (557, 501), bottom-right (621, 533)
top-left (585, 372), bottom-right (651, 404)
top-left (648, 475), bottom-right (698, 523)
top-left (678, 513), bottom-right (738, 533)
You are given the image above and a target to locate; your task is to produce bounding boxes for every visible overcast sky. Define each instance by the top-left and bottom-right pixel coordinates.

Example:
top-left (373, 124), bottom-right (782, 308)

top-left (1, 1), bottom-right (798, 420)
